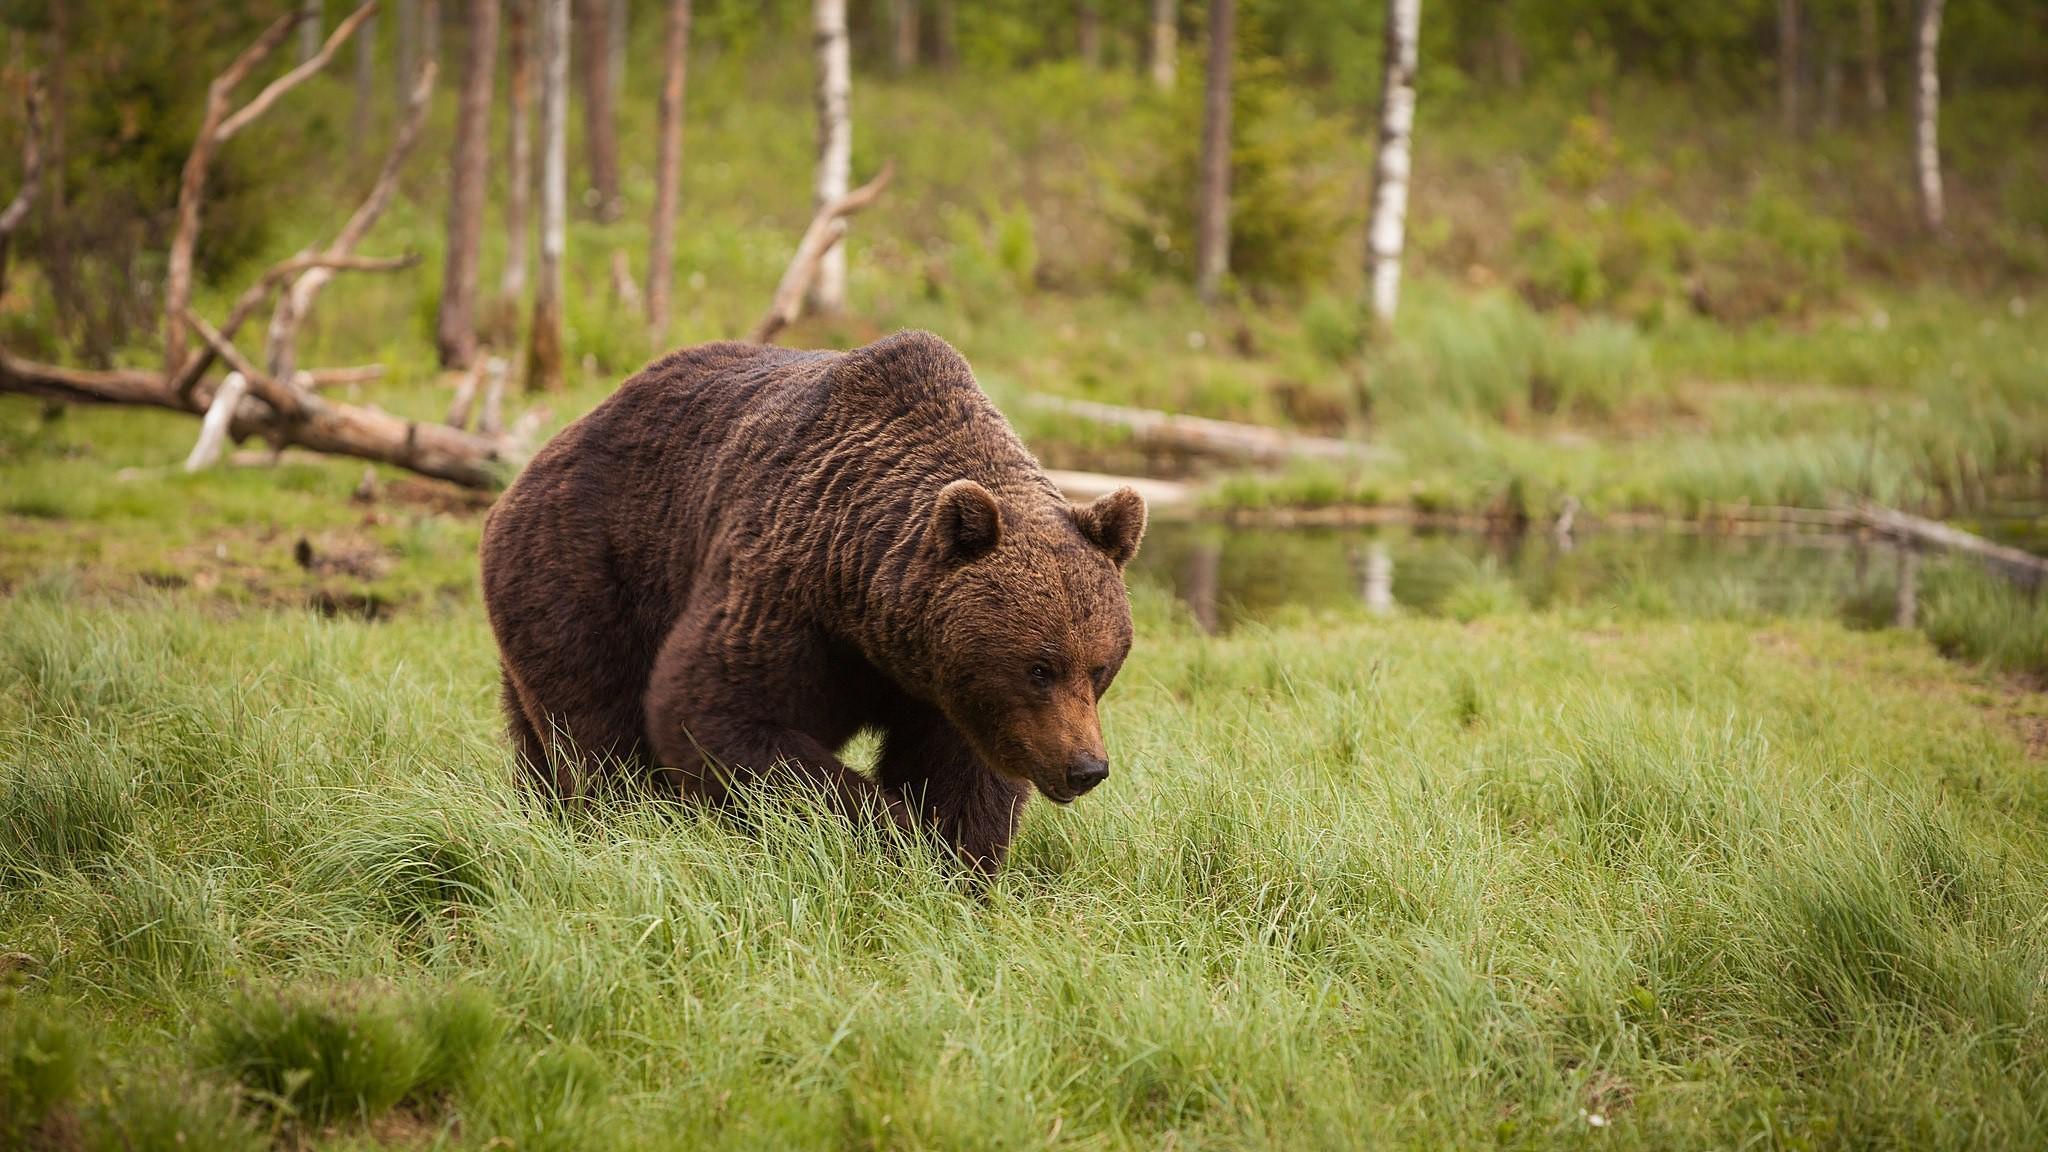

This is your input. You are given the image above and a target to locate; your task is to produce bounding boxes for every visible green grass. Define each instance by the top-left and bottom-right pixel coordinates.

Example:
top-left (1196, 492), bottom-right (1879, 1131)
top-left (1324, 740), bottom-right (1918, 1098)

top-left (4, 581), bottom-right (2047, 1149)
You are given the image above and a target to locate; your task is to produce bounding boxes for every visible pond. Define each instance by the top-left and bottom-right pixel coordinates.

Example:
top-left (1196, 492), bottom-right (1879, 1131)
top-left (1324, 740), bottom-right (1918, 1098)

top-left (1128, 521), bottom-right (1986, 634)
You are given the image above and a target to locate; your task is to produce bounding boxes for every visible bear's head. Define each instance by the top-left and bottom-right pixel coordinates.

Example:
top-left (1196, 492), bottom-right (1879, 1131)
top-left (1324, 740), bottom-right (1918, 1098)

top-left (925, 479), bottom-right (1147, 804)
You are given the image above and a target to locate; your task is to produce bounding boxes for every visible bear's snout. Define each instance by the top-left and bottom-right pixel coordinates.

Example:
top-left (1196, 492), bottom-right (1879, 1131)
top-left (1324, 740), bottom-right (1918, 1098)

top-left (1064, 754), bottom-right (1109, 799)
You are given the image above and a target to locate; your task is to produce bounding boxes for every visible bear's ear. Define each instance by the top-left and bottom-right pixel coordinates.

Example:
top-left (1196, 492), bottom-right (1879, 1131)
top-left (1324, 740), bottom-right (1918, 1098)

top-left (1073, 486), bottom-right (1147, 568)
top-left (933, 479), bottom-right (1003, 563)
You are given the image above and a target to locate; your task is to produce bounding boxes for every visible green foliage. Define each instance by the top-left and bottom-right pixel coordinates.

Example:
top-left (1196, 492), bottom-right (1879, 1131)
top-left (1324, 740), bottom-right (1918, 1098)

top-left (81, 1072), bottom-right (267, 1152)
top-left (1918, 561), bottom-right (2048, 681)
top-left (1, 995), bottom-right (85, 1145)
top-left (1125, 57), bottom-right (1356, 294)
top-left (204, 981), bottom-right (503, 1127)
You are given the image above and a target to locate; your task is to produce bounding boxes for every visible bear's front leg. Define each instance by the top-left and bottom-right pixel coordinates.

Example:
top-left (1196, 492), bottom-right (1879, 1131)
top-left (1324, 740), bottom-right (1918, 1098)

top-left (644, 612), bottom-right (914, 835)
top-left (877, 708), bottom-right (1029, 875)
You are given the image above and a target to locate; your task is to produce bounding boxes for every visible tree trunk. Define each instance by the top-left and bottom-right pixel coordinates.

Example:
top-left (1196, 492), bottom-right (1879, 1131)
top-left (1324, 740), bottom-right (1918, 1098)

top-left (1779, 0), bottom-right (1801, 134)
top-left (1149, 0), bottom-right (1175, 90)
top-left (300, 0), bottom-right (325, 62)
top-left (398, 0), bottom-right (418, 99)
top-left (1821, 33), bottom-right (1841, 130)
top-left (933, 0), bottom-right (957, 70)
top-left (579, 0), bottom-right (621, 221)
top-left (1914, 0), bottom-right (1944, 233)
top-left (438, 0), bottom-right (500, 369)
top-left (1078, 1), bottom-right (1101, 68)
top-left (1365, 0), bottom-right (1419, 326)
top-left (1859, 0), bottom-right (1886, 113)
top-left (646, 0), bottom-right (690, 338)
top-left (528, 0), bottom-right (569, 390)
top-left (891, 0), bottom-right (917, 73)
top-left (353, 12), bottom-right (376, 155)
top-left (503, 0), bottom-right (533, 300)
top-left (1194, 0), bottom-right (1232, 303)
top-left (608, 0), bottom-right (628, 100)
top-left (808, 0), bottom-right (852, 315)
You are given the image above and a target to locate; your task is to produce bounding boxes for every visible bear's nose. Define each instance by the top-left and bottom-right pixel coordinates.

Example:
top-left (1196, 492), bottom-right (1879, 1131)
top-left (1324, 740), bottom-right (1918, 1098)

top-left (1066, 755), bottom-right (1109, 796)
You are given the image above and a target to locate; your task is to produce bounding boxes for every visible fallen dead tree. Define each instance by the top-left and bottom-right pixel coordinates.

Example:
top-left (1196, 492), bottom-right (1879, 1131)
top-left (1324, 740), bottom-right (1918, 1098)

top-left (0, 2), bottom-right (542, 492)
top-left (749, 161), bottom-right (894, 344)
top-left (1844, 501), bottom-right (2048, 588)
top-left (1022, 393), bottom-right (1396, 467)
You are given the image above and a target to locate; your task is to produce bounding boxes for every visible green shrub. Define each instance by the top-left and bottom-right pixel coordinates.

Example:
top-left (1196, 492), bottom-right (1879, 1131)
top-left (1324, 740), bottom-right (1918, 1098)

top-left (1918, 562), bottom-right (2048, 681)
top-left (1, 996), bottom-right (86, 1145)
top-left (82, 1072), bottom-right (267, 1152)
top-left (205, 981), bottom-right (503, 1127)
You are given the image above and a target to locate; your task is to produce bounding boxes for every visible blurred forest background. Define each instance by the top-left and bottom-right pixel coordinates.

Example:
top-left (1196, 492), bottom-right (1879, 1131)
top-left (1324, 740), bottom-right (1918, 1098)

top-left (0, 0), bottom-right (2044, 555)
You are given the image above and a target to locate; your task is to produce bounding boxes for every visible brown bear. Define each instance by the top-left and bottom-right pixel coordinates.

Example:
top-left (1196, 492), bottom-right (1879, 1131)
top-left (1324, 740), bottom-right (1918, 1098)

top-left (479, 331), bottom-right (1146, 871)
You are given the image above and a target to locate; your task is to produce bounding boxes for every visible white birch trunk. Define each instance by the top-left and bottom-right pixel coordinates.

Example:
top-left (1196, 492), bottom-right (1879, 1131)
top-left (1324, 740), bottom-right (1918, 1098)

top-left (528, 0), bottom-right (569, 389)
top-left (1914, 0), bottom-right (1944, 233)
top-left (1149, 0), bottom-right (1176, 90)
top-left (1365, 0), bottom-right (1419, 326)
top-left (808, 0), bottom-right (852, 314)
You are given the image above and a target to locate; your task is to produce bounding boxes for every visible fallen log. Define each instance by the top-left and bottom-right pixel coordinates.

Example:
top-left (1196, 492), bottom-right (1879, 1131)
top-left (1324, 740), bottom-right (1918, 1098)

top-left (1022, 393), bottom-right (1396, 467)
top-left (1843, 501), bottom-right (2048, 587)
top-left (1, 348), bottom-right (530, 490)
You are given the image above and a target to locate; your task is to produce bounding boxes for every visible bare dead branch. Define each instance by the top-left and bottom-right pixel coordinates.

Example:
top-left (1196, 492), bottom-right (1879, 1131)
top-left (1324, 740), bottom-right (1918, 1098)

top-left (1022, 394), bottom-right (1397, 466)
top-left (477, 356), bottom-right (509, 435)
top-left (266, 56), bottom-right (438, 384)
top-left (164, 11), bottom-right (298, 380)
top-left (0, 75), bottom-right (44, 235)
top-left (185, 372), bottom-right (250, 472)
top-left (748, 160), bottom-right (894, 344)
top-left (173, 252), bottom-right (418, 400)
top-left (445, 356), bottom-right (486, 429)
top-left (217, 2), bottom-right (380, 143)
top-left (1, 349), bottom-right (529, 490)
top-left (182, 308), bottom-right (306, 419)
top-left (301, 364), bottom-right (388, 388)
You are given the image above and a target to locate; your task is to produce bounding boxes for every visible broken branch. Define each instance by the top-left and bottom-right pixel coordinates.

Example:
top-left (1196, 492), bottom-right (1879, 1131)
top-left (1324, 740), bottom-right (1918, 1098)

top-left (182, 308), bottom-right (305, 419)
top-left (185, 372), bottom-right (250, 472)
top-left (749, 160), bottom-right (894, 344)
top-left (216, 2), bottom-right (379, 143)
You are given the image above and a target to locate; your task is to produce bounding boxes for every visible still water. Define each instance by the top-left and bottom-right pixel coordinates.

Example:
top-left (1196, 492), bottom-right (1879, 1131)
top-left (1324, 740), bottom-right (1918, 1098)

top-left (1128, 522), bottom-right (1950, 634)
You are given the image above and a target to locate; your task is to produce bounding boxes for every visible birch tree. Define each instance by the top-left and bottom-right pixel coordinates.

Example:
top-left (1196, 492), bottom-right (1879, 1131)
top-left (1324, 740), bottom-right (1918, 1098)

top-left (528, 0), bottom-right (569, 390)
top-left (581, 0), bottom-right (622, 222)
top-left (1364, 0), bottom-right (1419, 326)
top-left (809, 0), bottom-right (852, 315)
top-left (1194, 0), bottom-right (1233, 303)
top-left (503, 0), bottom-right (533, 302)
top-left (1150, 0), bottom-right (1176, 90)
top-left (438, 0), bottom-right (500, 369)
top-left (608, 0), bottom-right (628, 99)
top-left (1914, 0), bottom-right (1944, 233)
top-left (646, 0), bottom-right (691, 338)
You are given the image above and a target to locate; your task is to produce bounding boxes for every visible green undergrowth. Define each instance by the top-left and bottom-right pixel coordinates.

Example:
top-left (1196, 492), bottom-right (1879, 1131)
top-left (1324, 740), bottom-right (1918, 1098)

top-left (4, 583), bottom-right (2047, 1148)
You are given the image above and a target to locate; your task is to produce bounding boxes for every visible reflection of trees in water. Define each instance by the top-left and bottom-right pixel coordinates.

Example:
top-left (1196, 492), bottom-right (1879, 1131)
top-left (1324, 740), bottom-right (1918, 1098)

top-left (1134, 522), bottom-right (1937, 633)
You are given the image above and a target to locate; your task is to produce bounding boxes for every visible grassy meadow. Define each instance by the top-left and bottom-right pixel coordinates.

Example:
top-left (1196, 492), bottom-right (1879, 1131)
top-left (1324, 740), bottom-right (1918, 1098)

top-left (6, 582), bottom-right (2048, 1150)
top-left (6, 7), bottom-right (2048, 1150)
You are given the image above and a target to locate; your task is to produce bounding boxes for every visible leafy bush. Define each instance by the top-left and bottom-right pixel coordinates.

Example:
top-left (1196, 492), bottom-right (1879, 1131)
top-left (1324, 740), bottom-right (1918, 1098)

top-left (82, 1072), bottom-right (266, 1152)
top-left (1918, 562), bottom-right (2048, 681)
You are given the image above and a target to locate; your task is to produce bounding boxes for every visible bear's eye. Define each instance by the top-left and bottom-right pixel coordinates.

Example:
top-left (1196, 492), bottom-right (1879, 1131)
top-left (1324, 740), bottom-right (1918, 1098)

top-left (1028, 663), bottom-right (1055, 688)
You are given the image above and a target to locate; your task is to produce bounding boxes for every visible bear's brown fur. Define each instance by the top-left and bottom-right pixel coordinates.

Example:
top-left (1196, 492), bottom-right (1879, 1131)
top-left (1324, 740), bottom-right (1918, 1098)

top-left (480, 331), bottom-right (1146, 870)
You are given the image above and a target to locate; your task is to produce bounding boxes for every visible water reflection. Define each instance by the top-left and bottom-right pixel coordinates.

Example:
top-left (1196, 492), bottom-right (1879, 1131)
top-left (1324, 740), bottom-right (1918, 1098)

top-left (1131, 521), bottom-right (1943, 634)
